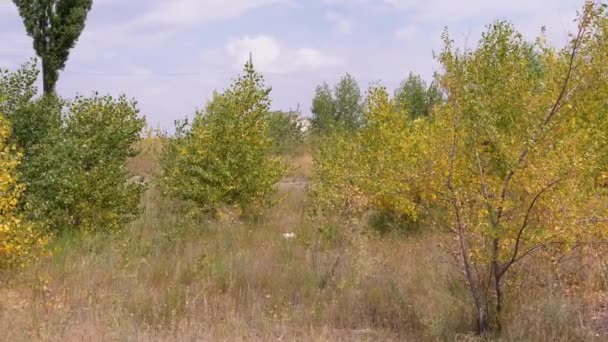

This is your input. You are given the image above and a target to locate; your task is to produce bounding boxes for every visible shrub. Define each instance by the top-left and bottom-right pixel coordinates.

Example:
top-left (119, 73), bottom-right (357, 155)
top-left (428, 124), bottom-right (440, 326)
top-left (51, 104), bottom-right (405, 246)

top-left (160, 61), bottom-right (284, 216)
top-left (22, 94), bottom-right (146, 232)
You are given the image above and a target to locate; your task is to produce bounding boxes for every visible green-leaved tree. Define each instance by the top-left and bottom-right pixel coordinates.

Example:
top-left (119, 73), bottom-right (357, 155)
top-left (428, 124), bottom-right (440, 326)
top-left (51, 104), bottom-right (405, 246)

top-left (160, 61), bottom-right (284, 217)
top-left (394, 72), bottom-right (441, 119)
top-left (334, 73), bottom-right (363, 130)
top-left (311, 74), bottom-right (363, 133)
top-left (311, 83), bottom-right (336, 133)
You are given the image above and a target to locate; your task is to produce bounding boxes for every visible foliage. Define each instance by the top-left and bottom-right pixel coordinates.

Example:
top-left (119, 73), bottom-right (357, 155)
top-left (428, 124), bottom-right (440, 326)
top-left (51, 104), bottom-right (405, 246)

top-left (0, 112), bottom-right (47, 270)
top-left (312, 86), bottom-right (434, 228)
top-left (8, 95), bottom-right (63, 154)
top-left (0, 60), bottom-right (38, 115)
top-left (160, 61), bottom-right (285, 216)
top-left (313, 2), bottom-right (608, 333)
top-left (311, 73), bottom-right (364, 133)
top-left (267, 109), bottom-right (304, 155)
top-left (334, 73), bottom-right (364, 130)
top-left (311, 83), bottom-right (335, 133)
top-left (394, 72), bottom-right (441, 119)
top-left (12, 0), bottom-right (93, 94)
top-left (427, 5), bottom-right (608, 331)
top-left (22, 95), bottom-right (146, 233)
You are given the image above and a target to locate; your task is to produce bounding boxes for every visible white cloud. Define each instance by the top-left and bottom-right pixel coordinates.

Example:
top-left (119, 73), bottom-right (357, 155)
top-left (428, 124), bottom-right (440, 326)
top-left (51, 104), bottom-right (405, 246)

top-left (326, 0), bottom-right (579, 27)
top-left (324, 0), bottom-right (579, 47)
top-left (2, 0), bottom-right (585, 129)
top-left (227, 35), bottom-right (282, 69)
top-left (68, 0), bottom-right (290, 60)
top-left (294, 48), bottom-right (342, 69)
top-left (131, 0), bottom-right (288, 29)
top-left (226, 35), bottom-right (342, 73)
top-left (326, 11), bottom-right (354, 34)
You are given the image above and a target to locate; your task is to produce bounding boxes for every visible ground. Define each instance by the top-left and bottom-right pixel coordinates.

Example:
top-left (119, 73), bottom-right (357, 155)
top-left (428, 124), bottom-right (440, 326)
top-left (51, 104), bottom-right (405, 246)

top-left (1, 145), bottom-right (607, 341)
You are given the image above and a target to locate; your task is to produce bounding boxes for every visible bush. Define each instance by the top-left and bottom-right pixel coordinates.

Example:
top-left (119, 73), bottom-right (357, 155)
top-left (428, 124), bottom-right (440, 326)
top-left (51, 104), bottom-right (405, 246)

top-left (22, 94), bottom-right (146, 232)
top-left (160, 61), bottom-right (284, 216)
top-left (368, 209), bottom-right (421, 236)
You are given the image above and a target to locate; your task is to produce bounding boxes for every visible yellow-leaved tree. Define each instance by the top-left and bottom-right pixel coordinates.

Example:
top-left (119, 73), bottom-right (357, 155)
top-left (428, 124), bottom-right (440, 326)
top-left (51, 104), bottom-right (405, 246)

top-left (0, 110), bottom-right (47, 270)
top-left (427, 2), bottom-right (608, 332)
top-left (312, 86), bottom-right (435, 231)
top-left (313, 1), bottom-right (608, 334)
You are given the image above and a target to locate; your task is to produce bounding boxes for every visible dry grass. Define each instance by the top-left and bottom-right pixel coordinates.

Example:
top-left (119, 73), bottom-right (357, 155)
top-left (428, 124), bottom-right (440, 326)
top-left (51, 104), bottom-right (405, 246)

top-left (1, 140), bottom-right (607, 341)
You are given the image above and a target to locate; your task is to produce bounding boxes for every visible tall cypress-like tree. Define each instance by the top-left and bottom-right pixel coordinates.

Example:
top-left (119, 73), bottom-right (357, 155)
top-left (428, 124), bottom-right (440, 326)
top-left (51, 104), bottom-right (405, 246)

top-left (12, 0), bottom-right (93, 94)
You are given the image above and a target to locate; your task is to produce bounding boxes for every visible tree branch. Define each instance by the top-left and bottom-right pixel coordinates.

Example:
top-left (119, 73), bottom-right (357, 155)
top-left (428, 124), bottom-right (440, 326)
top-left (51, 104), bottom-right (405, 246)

top-left (577, 217), bottom-right (608, 225)
top-left (499, 178), bottom-right (564, 276)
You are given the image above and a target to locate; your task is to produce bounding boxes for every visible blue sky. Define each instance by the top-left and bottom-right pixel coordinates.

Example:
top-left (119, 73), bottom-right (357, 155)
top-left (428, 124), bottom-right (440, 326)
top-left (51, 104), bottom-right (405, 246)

top-left (0, 0), bottom-right (584, 129)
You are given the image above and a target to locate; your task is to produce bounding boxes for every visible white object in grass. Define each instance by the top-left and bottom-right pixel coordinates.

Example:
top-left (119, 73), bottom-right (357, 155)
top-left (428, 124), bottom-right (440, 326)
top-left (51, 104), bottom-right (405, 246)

top-left (282, 232), bottom-right (296, 240)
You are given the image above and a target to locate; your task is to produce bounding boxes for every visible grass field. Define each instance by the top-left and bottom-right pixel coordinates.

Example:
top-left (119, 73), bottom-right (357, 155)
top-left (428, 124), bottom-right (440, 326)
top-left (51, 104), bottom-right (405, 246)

top-left (1, 140), bottom-right (607, 341)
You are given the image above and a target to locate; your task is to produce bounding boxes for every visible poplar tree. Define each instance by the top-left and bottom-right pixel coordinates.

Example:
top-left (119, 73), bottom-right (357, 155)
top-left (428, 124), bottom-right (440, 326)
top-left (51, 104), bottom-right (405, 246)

top-left (12, 0), bottom-right (93, 94)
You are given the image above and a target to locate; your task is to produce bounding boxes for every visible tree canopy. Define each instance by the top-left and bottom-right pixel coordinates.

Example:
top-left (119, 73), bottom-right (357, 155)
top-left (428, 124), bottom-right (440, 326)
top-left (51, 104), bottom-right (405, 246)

top-left (311, 74), bottom-right (363, 133)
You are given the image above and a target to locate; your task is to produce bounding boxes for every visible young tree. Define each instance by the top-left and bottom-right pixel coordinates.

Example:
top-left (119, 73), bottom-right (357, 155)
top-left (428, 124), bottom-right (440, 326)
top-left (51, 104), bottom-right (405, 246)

top-left (160, 61), bottom-right (284, 216)
top-left (429, 4), bottom-right (608, 332)
top-left (12, 0), bottom-right (93, 94)
top-left (313, 2), bottom-right (608, 334)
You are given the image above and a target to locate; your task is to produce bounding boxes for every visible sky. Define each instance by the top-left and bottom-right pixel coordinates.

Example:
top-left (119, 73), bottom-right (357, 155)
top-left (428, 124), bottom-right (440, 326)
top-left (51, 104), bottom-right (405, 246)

top-left (0, 0), bottom-right (585, 130)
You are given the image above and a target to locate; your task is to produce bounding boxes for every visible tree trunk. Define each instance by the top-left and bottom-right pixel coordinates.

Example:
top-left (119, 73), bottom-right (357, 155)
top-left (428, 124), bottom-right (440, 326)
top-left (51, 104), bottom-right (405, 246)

top-left (475, 302), bottom-right (491, 334)
top-left (464, 270), bottom-right (492, 334)
top-left (494, 271), bottom-right (505, 331)
top-left (42, 59), bottom-right (55, 95)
